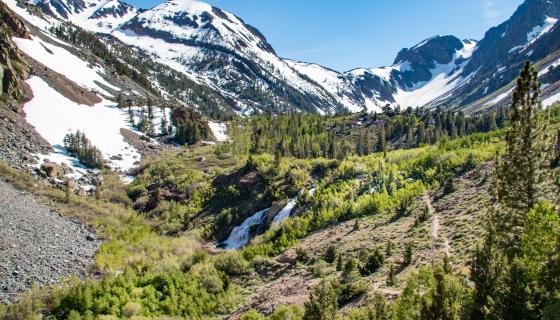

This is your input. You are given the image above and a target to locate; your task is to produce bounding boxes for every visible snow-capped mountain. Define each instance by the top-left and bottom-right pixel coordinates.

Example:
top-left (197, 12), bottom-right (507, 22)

top-left (452, 0), bottom-right (560, 111)
top-left (344, 36), bottom-right (478, 110)
top-left (106, 0), bottom-right (349, 114)
top-left (34, 0), bottom-right (138, 32)
top-left (10, 0), bottom-right (560, 116)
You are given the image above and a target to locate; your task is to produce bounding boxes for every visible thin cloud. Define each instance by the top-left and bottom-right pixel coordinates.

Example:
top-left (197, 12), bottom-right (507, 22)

top-left (482, 0), bottom-right (517, 26)
top-left (284, 37), bottom-right (350, 59)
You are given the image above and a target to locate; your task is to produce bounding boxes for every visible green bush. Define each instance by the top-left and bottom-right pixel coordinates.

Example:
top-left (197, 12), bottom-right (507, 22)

top-left (213, 251), bottom-right (249, 276)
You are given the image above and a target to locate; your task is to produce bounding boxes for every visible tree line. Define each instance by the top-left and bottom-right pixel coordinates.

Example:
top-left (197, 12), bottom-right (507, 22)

top-left (222, 103), bottom-right (511, 160)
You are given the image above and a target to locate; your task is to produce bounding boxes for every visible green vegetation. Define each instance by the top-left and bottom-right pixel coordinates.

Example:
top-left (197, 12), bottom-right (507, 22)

top-left (2, 64), bottom-right (559, 320)
top-left (63, 131), bottom-right (105, 169)
top-left (217, 104), bottom-right (510, 161)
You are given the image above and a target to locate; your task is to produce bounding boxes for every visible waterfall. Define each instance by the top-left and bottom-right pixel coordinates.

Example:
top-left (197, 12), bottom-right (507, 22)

top-left (223, 207), bottom-right (270, 250)
top-left (272, 198), bottom-right (297, 225)
top-left (222, 187), bottom-right (316, 250)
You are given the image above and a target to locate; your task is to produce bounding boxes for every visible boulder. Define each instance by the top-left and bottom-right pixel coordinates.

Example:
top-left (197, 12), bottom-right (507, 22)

top-left (39, 162), bottom-right (66, 180)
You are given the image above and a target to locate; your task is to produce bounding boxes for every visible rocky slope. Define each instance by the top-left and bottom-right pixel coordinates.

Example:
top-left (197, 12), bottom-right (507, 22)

top-left (0, 179), bottom-right (101, 302)
top-left (0, 1), bottom-right (52, 168)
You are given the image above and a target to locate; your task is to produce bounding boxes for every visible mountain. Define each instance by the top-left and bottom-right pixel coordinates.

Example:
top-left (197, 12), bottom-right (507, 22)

top-left (34, 0), bottom-right (138, 33)
top-left (15, 0), bottom-right (560, 115)
top-left (449, 0), bottom-right (560, 111)
top-left (102, 0), bottom-right (349, 114)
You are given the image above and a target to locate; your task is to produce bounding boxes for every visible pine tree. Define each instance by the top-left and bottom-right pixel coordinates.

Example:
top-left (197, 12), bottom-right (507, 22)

top-left (160, 107), bottom-right (169, 136)
top-left (470, 211), bottom-right (509, 320)
top-left (116, 93), bottom-right (125, 109)
top-left (377, 123), bottom-right (387, 152)
top-left (494, 61), bottom-right (553, 251)
top-left (336, 255), bottom-right (343, 272)
top-left (387, 263), bottom-right (396, 286)
top-left (324, 245), bottom-right (338, 264)
top-left (386, 240), bottom-right (393, 257)
top-left (341, 259), bottom-right (360, 284)
top-left (303, 280), bottom-right (338, 320)
top-left (403, 242), bottom-right (414, 266)
top-left (127, 106), bottom-right (134, 125)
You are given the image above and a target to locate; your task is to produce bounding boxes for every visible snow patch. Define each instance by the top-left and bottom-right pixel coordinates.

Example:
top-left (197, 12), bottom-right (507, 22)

top-left (543, 91), bottom-right (560, 107)
top-left (208, 121), bottom-right (228, 142)
top-left (484, 88), bottom-right (514, 107)
top-left (13, 36), bottom-right (118, 96)
top-left (527, 16), bottom-right (558, 45)
top-left (24, 76), bottom-right (141, 174)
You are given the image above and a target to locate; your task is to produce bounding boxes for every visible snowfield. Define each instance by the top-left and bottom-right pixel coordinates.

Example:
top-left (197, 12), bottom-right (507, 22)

top-left (13, 35), bottom-right (119, 96)
top-left (393, 40), bottom-right (477, 108)
top-left (208, 121), bottom-right (229, 142)
top-left (24, 76), bottom-right (141, 174)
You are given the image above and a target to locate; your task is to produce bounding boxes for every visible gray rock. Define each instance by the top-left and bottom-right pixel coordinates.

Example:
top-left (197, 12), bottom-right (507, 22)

top-left (0, 180), bottom-right (102, 303)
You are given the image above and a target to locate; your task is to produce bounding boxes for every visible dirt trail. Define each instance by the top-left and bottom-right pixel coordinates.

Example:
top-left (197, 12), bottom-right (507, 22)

top-left (425, 193), bottom-right (450, 256)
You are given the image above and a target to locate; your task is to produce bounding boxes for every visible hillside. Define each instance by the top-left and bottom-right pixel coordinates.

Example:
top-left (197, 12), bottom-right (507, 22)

top-left (0, 0), bottom-right (559, 319)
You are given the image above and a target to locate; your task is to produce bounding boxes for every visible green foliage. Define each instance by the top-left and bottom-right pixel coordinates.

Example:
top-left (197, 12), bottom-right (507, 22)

top-left (303, 279), bottom-right (338, 320)
top-left (324, 245), bottom-right (338, 264)
top-left (213, 251), bottom-right (249, 276)
top-left (361, 249), bottom-right (385, 275)
top-left (48, 267), bottom-right (232, 319)
top-left (495, 61), bottom-right (554, 251)
top-left (226, 106), bottom-right (509, 161)
top-left (311, 259), bottom-right (329, 278)
top-left (403, 242), bottom-right (414, 267)
top-left (63, 131), bottom-right (105, 169)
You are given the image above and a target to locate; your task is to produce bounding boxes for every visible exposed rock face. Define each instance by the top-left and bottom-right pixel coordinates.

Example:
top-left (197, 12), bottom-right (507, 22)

top-left (0, 2), bottom-right (52, 169)
top-left (0, 1), bottom-right (30, 101)
top-left (450, 0), bottom-right (560, 109)
top-left (392, 35), bottom-right (465, 88)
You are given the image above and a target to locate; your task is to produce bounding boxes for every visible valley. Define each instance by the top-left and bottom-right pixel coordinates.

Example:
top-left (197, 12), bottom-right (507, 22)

top-left (0, 0), bottom-right (559, 319)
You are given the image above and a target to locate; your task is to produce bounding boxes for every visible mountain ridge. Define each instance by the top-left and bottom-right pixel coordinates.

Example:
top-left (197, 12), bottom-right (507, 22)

top-left (19, 0), bottom-right (560, 114)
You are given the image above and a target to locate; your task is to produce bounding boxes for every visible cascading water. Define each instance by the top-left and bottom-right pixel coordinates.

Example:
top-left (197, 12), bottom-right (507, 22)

top-left (222, 187), bottom-right (316, 250)
top-left (223, 207), bottom-right (270, 250)
top-left (272, 198), bottom-right (297, 225)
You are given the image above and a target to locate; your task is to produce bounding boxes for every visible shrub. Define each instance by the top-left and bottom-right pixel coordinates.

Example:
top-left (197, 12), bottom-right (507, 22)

top-left (403, 242), bottom-right (414, 266)
top-left (122, 302), bottom-right (142, 317)
top-left (251, 256), bottom-right (277, 275)
top-left (324, 245), bottom-right (338, 264)
top-left (240, 309), bottom-right (265, 320)
top-left (213, 251), bottom-right (249, 276)
top-left (303, 280), bottom-right (338, 320)
top-left (361, 249), bottom-right (384, 275)
top-left (296, 247), bottom-right (310, 263)
top-left (311, 259), bottom-right (329, 278)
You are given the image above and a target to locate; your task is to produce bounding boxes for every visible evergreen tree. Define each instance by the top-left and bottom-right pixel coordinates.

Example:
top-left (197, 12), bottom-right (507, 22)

top-left (341, 259), bottom-right (360, 284)
top-left (377, 123), bottom-right (387, 152)
top-left (303, 280), bottom-right (338, 320)
top-left (494, 61), bottom-right (553, 251)
top-left (127, 106), bottom-right (134, 125)
top-left (324, 245), bottom-right (338, 264)
top-left (470, 219), bottom-right (508, 320)
top-left (160, 107), bottom-right (169, 136)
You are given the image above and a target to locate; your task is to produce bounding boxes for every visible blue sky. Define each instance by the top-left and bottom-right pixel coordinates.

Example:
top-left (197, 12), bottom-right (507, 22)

top-left (127, 0), bottom-right (523, 71)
